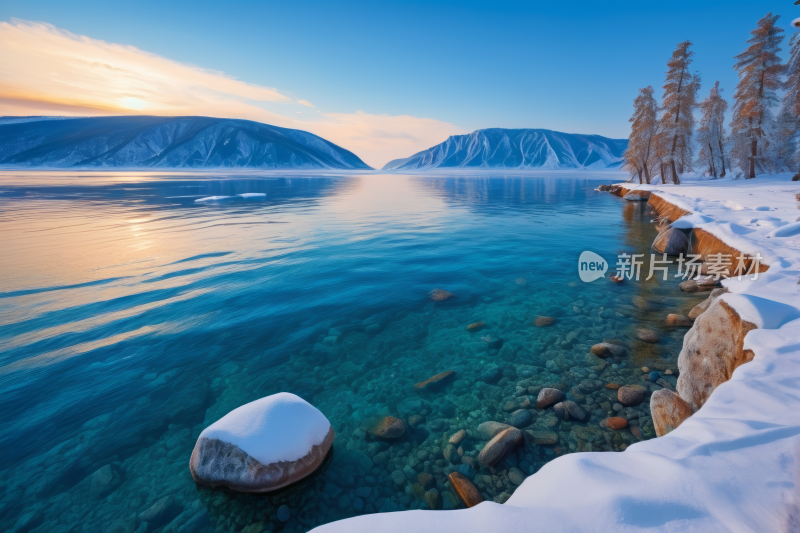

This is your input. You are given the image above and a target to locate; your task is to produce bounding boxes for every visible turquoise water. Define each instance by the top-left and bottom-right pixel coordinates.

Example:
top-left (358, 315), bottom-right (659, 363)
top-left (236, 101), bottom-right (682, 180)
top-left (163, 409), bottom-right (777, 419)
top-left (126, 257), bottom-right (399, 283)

top-left (0, 172), bottom-right (703, 533)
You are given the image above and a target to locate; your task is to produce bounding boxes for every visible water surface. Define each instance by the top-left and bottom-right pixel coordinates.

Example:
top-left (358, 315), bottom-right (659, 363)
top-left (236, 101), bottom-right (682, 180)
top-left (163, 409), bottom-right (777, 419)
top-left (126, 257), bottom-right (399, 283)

top-left (0, 172), bottom-right (702, 533)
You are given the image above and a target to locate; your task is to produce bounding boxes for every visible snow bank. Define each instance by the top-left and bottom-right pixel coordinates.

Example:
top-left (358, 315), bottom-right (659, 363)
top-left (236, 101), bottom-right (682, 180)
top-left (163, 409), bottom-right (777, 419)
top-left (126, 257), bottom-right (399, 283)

top-left (312, 173), bottom-right (800, 533)
top-left (199, 392), bottom-right (331, 465)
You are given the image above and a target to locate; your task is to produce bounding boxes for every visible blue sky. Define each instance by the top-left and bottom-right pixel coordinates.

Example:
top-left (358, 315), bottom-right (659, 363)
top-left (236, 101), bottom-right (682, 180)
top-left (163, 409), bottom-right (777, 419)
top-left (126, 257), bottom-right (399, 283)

top-left (0, 0), bottom-right (796, 166)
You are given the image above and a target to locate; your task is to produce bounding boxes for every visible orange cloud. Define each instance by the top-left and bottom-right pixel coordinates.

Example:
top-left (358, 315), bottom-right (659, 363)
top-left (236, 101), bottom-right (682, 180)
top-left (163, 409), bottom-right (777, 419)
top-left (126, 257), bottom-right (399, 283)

top-left (0, 19), bottom-right (463, 167)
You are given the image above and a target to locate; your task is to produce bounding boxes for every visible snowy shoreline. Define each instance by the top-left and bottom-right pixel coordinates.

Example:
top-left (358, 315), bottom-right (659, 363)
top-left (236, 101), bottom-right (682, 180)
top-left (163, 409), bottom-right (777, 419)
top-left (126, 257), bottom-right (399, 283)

top-left (313, 174), bottom-right (800, 532)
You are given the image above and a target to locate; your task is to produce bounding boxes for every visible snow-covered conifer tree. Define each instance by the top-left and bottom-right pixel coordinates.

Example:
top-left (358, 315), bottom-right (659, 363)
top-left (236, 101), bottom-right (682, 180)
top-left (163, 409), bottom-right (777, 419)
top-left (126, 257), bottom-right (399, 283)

top-left (659, 41), bottom-right (700, 184)
top-left (730, 13), bottom-right (785, 178)
top-left (624, 86), bottom-right (660, 183)
top-left (696, 81), bottom-right (729, 178)
top-left (781, 31), bottom-right (800, 178)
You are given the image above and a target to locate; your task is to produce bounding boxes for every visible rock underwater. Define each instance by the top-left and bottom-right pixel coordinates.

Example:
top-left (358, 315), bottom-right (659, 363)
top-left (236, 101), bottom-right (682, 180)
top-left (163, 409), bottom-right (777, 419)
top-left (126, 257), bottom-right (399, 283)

top-left (190, 392), bottom-right (334, 492)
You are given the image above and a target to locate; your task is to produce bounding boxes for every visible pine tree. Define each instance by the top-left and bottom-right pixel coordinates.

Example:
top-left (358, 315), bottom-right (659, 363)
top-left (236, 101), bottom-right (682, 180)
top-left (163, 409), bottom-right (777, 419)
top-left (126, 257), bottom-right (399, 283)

top-left (696, 81), bottom-right (729, 178)
top-left (624, 86), bottom-right (660, 184)
top-left (773, 104), bottom-right (799, 172)
top-left (782, 31), bottom-right (800, 178)
top-left (730, 13), bottom-right (785, 179)
top-left (659, 41), bottom-right (700, 185)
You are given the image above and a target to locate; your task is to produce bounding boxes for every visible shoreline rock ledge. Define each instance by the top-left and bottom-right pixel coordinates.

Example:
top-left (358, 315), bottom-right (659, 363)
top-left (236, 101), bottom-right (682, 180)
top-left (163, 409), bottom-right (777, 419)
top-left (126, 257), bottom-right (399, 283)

top-left (190, 392), bottom-right (334, 492)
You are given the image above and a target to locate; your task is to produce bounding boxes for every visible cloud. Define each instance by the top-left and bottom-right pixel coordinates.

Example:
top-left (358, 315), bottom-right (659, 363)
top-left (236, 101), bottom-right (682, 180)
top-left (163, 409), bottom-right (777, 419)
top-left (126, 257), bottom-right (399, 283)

top-left (313, 112), bottom-right (463, 166)
top-left (0, 19), bottom-right (464, 168)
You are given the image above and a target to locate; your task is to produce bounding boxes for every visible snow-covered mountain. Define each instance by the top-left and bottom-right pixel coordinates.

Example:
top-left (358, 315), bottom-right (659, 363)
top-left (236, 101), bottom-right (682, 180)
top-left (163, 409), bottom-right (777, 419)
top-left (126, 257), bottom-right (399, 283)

top-left (382, 128), bottom-right (627, 170)
top-left (0, 116), bottom-right (371, 170)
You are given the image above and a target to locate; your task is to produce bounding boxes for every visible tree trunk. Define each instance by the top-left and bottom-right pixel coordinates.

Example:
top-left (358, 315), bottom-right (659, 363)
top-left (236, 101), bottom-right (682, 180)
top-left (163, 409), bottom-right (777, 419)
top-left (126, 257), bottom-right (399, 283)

top-left (669, 133), bottom-right (681, 185)
top-left (718, 137), bottom-right (726, 177)
top-left (637, 168), bottom-right (643, 184)
top-left (708, 142), bottom-right (717, 178)
top-left (792, 138), bottom-right (800, 183)
top-left (644, 164), bottom-right (651, 184)
top-left (671, 160), bottom-right (681, 184)
top-left (748, 137), bottom-right (757, 179)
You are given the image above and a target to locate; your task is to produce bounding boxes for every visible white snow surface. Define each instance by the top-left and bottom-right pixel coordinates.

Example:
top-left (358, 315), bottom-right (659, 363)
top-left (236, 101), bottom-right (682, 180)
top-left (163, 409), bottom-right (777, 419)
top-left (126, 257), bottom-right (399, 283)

top-left (313, 173), bottom-right (800, 533)
top-left (199, 392), bottom-right (331, 465)
top-left (238, 193), bottom-right (267, 198)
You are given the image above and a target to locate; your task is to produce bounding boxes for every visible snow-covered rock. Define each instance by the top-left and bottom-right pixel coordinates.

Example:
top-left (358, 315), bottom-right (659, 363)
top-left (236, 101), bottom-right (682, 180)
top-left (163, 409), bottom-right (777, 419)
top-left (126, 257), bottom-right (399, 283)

top-left (382, 128), bottom-right (626, 170)
top-left (190, 393), bottom-right (334, 492)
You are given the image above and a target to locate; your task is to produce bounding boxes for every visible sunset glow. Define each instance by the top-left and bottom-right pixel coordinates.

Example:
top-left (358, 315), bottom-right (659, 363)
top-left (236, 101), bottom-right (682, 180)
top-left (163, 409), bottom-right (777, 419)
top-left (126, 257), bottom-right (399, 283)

top-left (0, 19), bottom-right (463, 167)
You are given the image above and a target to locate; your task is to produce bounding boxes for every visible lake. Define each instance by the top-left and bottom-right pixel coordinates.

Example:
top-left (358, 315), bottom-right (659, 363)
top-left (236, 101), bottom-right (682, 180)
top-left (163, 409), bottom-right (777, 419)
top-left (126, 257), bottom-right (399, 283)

top-left (0, 171), bottom-right (702, 533)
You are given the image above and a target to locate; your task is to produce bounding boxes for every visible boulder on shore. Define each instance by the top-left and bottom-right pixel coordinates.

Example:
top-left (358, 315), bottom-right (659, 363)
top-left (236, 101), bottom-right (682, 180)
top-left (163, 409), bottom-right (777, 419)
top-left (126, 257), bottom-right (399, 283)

top-left (190, 392), bottom-right (334, 493)
top-left (676, 299), bottom-right (757, 412)
top-left (650, 389), bottom-right (693, 437)
top-left (688, 288), bottom-right (728, 320)
top-left (652, 227), bottom-right (689, 255)
top-left (624, 190), bottom-right (651, 201)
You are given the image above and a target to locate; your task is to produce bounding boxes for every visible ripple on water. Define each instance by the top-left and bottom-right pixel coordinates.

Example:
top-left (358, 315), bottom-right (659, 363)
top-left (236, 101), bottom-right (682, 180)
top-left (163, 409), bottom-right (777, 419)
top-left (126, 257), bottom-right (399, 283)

top-left (0, 172), bottom-right (701, 532)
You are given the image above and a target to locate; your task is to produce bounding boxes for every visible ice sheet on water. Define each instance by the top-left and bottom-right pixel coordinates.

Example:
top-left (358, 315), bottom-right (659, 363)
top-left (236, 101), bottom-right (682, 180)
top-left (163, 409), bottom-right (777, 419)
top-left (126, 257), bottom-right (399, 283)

top-left (195, 196), bottom-right (233, 202)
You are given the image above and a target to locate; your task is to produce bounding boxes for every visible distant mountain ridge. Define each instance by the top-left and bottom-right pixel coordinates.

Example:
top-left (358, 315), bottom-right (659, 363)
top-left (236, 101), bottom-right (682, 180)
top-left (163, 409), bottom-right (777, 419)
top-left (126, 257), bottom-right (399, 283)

top-left (0, 116), bottom-right (371, 170)
top-left (382, 128), bottom-right (627, 170)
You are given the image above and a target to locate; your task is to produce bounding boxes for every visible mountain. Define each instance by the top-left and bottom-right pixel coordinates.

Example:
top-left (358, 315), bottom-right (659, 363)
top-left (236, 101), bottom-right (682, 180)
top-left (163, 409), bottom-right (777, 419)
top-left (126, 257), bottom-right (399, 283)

top-left (382, 128), bottom-right (627, 170)
top-left (0, 116), bottom-right (371, 170)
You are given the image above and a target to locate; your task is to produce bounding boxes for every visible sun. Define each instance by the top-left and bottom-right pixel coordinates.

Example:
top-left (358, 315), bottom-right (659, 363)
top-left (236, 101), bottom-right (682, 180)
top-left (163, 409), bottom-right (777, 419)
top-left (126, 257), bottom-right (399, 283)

top-left (119, 97), bottom-right (147, 110)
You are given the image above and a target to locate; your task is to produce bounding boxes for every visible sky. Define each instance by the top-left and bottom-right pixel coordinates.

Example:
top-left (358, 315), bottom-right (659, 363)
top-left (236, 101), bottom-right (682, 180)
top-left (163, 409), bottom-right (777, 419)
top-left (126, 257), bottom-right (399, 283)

top-left (0, 0), bottom-right (796, 168)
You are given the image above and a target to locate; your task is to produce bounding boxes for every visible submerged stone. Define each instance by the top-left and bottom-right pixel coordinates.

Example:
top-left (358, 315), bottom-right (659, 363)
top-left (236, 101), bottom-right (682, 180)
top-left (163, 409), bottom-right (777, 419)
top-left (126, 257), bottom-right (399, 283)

top-left (600, 417), bottom-right (628, 431)
top-left (429, 289), bottom-right (454, 301)
top-left (478, 427), bottom-right (523, 467)
top-left (476, 421), bottom-right (512, 440)
top-left (414, 370), bottom-right (456, 391)
top-left (536, 388), bottom-right (565, 409)
top-left (618, 385), bottom-right (645, 407)
top-left (506, 409), bottom-right (533, 428)
top-left (366, 416), bottom-right (406, 439)
top-left (636, 328), bottom-right (660, 343)
top-left (666, 313), bottom-right (693, 327)
top-left (590, 342), bottom-right (627, 358)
